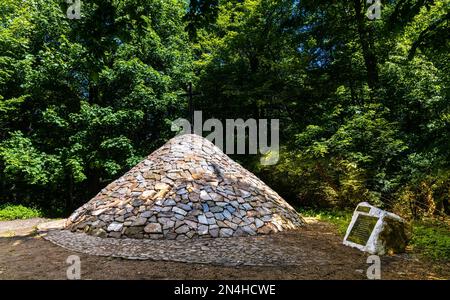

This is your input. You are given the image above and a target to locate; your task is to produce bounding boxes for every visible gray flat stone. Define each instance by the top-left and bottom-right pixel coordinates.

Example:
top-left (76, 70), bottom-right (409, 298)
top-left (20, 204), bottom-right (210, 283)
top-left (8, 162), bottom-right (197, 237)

top-left (198, 214), bottom-right (208, 225)
top-left (144, 223), bottom-right (162, 233)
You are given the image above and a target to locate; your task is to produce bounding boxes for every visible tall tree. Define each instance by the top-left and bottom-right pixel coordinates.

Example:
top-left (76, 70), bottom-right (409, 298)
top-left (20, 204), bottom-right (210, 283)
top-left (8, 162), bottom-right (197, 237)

top-left (0, 0), bottom-right (193, 212)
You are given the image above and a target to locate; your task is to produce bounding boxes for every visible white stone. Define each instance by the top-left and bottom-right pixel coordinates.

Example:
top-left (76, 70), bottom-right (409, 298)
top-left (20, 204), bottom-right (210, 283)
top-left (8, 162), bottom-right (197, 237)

top-left (197, 214), bottom-right (208, 224)
top-left (198, 225), bottom-right (209, 235)
top-left (155, 183), bottom-right (170, 190)
top-left (184, 220), bottom-right (198, 229)
top-left (91, 208), bottom-right (108, 216)
top-left (240, 189), bottom-right (251, 198)
top-left (107, 222), bottom-right (123, 232)
top-left (172, 207), bottom-right (188, 216)
top-left (141, 190), bottom-right (156, 199)
top-left (200, 190), bottom-right (212, 200)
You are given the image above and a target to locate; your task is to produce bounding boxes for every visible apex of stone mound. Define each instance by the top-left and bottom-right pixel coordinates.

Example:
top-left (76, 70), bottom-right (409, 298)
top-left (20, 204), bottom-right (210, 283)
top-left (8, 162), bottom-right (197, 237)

top-left (171, 133), bottom-right (212, 143)
top-left (160, 133), bottom-right (223, 158)
top-left (66, 133), bottom-right (304, 240)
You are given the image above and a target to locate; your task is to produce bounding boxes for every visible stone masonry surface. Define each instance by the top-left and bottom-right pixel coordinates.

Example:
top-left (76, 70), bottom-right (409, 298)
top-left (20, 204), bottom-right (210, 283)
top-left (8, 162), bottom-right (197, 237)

top-left (66, 134), bottom-right (304, 240)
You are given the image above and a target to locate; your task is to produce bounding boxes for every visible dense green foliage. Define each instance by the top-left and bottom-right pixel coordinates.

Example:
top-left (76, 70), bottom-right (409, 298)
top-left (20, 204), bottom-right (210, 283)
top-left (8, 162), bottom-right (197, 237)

top-left (193, 0), bottom-right (449, 219)
top-left (0, 203), bottom-right (42, 221)
top-left (0, 0), bottom-right (449, 226)
top-left (0, 0), bottom-right (193, 213)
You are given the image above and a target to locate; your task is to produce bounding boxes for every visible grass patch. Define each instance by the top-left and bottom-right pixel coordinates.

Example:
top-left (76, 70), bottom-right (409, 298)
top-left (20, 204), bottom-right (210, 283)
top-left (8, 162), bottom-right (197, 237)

top-left (298, 208), bottom-right (353, 236)
top-left (410, 220), bottom-right (450, 262)
top-left (0, 203), bottom-right (43, 221)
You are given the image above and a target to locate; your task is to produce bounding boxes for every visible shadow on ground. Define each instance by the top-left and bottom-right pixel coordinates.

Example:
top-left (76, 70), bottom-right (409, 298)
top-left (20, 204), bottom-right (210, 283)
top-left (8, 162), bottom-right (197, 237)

top-left (0, 219), bottom-right (448, 280)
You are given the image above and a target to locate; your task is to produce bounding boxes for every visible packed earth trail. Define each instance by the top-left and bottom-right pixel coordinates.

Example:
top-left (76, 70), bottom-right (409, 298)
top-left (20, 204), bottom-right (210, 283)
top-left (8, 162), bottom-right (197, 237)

top-left (0, 218), bottom-right (448, 280)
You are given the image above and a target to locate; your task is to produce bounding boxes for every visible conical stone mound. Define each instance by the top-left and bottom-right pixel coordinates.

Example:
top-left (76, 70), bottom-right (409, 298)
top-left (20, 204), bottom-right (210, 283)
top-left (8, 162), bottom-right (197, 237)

top-left (66, 134), bottom-right (304, 239)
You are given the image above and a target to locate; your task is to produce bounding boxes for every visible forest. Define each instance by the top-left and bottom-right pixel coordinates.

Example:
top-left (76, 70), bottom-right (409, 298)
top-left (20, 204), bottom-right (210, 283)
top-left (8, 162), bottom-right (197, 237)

top-left (0, 0), bottom-right (448, 232)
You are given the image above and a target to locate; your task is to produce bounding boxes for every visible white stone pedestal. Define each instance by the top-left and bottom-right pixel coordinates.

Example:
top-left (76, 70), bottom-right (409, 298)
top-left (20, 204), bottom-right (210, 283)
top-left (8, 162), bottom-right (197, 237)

top-left (343, 202), bottom-right (410, 255)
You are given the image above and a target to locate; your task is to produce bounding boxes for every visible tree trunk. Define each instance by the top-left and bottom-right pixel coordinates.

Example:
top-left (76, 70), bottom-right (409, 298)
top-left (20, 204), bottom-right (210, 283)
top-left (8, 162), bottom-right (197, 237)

top-left (66, 173), bottom-right (74, 215)
top-left (352, 0), bottom-right (379, 93)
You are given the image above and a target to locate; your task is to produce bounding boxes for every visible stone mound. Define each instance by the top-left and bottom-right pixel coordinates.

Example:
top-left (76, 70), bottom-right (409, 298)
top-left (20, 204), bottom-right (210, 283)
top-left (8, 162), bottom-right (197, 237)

top-left (66, 134), bottom-right (304, 239)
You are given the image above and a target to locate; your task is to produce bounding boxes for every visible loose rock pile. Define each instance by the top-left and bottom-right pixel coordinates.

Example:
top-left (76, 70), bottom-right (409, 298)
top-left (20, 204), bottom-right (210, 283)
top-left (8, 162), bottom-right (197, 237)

top-left (66, 134), bottom-right (304, 240)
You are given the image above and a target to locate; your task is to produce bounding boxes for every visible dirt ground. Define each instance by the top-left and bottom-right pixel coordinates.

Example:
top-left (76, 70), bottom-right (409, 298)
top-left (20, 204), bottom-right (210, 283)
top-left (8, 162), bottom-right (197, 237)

top-left (0, 218), bottom-right (448, 280)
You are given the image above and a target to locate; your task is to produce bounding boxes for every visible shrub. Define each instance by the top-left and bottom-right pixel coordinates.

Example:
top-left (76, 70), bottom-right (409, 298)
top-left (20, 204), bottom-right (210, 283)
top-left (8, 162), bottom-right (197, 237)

top-left (0, 203), bottom-right (43, 221)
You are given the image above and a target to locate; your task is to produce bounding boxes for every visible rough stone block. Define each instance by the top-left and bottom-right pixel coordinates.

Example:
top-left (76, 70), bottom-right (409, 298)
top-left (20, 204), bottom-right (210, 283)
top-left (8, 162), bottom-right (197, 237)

top-left (343, 202), bottom-right (410, 255)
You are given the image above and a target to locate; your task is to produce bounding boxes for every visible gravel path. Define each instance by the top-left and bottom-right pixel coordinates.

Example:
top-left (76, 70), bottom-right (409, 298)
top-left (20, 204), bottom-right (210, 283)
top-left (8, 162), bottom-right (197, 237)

top-left (43, 228), bottom-right (331, 266)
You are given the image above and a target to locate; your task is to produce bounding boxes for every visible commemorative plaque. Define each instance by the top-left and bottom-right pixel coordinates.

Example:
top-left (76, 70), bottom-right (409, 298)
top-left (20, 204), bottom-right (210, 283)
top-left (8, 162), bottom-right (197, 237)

top-left (346, 214), bottom-right (378, 245)
top-left (343, 202), bottom-right (410, 255)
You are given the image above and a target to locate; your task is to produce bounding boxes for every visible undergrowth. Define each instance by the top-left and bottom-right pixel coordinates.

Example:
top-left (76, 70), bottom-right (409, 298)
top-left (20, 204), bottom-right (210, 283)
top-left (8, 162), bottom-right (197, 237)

top-left (0, 203), bottom-right (43, 221)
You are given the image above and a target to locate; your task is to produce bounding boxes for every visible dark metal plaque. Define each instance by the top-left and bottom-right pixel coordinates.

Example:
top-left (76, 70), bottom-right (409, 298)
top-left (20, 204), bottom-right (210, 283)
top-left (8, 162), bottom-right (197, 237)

top-left (356, 206), bottom-right (371, 213)
top-left (346, 214), bottom-right (379, 245)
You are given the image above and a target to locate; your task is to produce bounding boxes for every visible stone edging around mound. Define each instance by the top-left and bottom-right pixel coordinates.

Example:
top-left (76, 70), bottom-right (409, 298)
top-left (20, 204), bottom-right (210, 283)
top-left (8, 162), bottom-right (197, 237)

top-left (42, 229), bottom-right (312, 267)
